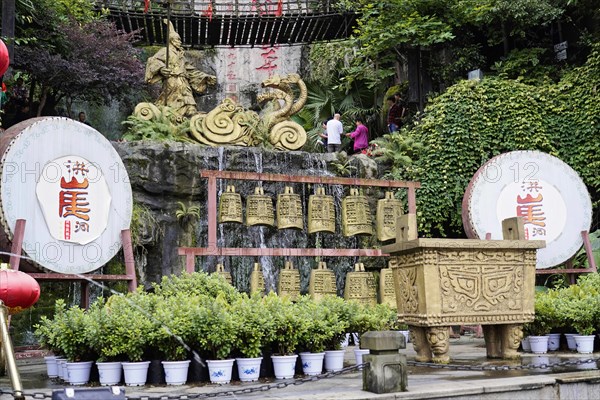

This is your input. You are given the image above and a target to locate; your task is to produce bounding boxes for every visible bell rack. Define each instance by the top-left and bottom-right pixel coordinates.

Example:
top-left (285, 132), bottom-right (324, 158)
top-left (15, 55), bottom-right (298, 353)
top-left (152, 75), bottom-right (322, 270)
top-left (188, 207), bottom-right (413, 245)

top-left (178, 169), bottom-right (421, 272)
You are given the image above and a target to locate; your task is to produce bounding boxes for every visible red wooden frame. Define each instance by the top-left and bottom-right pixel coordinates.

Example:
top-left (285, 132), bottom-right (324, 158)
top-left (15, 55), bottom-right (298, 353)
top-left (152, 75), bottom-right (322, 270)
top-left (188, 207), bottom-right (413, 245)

top-left (9, 219), bottom-right (137, 308)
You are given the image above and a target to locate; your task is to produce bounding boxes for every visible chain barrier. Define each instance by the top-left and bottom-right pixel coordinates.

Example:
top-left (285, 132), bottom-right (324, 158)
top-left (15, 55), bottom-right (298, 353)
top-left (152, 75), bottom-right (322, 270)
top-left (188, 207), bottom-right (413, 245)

top-left (407, 357), bottom-right (600, 371)
top-left (4, 356), bottom-right (600, 400)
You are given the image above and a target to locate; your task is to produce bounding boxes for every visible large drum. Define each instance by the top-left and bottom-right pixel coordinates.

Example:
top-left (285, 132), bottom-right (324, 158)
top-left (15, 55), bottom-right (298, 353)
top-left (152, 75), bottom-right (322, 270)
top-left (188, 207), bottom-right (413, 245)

top-left (462, 150), bottom-right (592, 269)
top-left (0, 117), bottom-right (132, 274)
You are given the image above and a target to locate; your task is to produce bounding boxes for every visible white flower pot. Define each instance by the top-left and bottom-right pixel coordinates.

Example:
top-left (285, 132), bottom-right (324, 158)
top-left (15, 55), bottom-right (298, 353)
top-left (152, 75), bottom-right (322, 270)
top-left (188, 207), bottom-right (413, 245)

top-left (122, 361), bottom-right (151, 386)
top-left (44, 356), bottom-right (58, 378)
top-left (565, 333), bottom-right (578, 351)
top-left (207, 359), bottom-right (235, 384)
top-left (300, 352), bottom-right (325, 376)
top-left (235, 357), bottom-right (262, 382)
top-left (574, 335), bottom-right (595, 354)
top-left (354, 349), bottom-right (369, 368)
top-left (271, 354), bottom-right (298, 379)
top-left (162, 360), bottom-right (191, 385)
top-left (97, 362), bottom-right (122, 386)
top-left (66, 361), bottom-right (93, 385)
top-left (528, 336), bottom-right (549, 354)
top-left (324, 349), bottom-right (345, 372)
top-left (62, 360), bottom-right (70, 383)
top-left (547, 333), bottom-right (561, 351)
top-left (521, 337), bottom-right (531, 352)
top-left (399, 330), bottom-right (410, 344)
top-left (55, 358), bottom-right (65, 380)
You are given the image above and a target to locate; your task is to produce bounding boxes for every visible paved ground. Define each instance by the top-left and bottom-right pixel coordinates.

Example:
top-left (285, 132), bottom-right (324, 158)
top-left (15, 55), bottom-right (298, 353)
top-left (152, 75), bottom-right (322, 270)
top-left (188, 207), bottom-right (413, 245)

top-left (2, 336), bottom-right (600, 399)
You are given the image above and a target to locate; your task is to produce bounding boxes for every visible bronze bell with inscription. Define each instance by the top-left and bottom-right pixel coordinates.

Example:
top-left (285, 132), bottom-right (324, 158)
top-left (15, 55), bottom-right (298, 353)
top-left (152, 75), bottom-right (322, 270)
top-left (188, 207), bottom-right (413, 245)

top-left (215, 263), bottom-right (232, 285)
top-left (376, 191), bottom-right (403, 242)
top-left (218, 185), bottom-right (243, 224)
top-left (277, 261), bottom-right (300, 301)
top-left (342, 188), bottom-right (373, 237)
top-left (246, 187), bottom-right (274, 227)
top-left (276, 186), bottom-right (303, 230)
top-left (344, 263), bottom-right (377, 306)
top-left (250, 263), bottom-right (266, 295)
top-left (308, 261), bottom-right (337, 301)
top-left (308, 187), bottom-right (335, 234)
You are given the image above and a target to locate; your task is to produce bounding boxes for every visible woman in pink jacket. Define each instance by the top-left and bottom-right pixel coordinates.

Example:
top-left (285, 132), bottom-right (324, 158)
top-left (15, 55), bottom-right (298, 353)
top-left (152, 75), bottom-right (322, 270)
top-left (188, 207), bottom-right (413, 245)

top-left (345, 118), bottom-right (369, 154)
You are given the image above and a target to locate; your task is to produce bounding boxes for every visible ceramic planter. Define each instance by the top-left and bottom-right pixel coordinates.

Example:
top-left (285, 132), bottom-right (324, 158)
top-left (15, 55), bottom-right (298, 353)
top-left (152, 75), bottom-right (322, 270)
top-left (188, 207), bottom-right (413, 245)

top-left (271, 354), bottom-right (298, 379)
top-left (353, 349), bottom-right (369, 367)
top-left (235, 357), bottom-right (262, 382)
top-left (521, 337), bottom-right (531, 352)
top-left (300, 352), bottom-right (324, 376)
top-left (528, 336), bottom-right (549, 354)
top-left (66, 361), bottom-right (93, 385)
top-left (97, 362), bottom-right (122, 386)
top-left (565, 333), bottom-right (578, 351)
top-left (122, 361), bottom-right (151, 386)
top-left (546, 333), bottom-right (561, 351)
top-left (324, 350), bottom-right (345, 372)
top-left (574, 335), bottom-right (595, 354)
top-left (207, 359), bottom-right (235, 384)
top-left (44, 356), bottom-right (58, 378)
top-left (162, 360), bottom-right (191, 385)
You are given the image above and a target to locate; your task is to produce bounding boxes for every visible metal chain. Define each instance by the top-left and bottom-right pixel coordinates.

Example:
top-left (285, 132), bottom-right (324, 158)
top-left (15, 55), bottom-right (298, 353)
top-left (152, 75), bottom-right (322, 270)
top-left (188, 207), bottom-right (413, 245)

top-left (9, 356), bottom-right (600, 400)
top-left (123, 363), bottom-right (367, 400)
top-left (408, 357), bottom-right (600, 371)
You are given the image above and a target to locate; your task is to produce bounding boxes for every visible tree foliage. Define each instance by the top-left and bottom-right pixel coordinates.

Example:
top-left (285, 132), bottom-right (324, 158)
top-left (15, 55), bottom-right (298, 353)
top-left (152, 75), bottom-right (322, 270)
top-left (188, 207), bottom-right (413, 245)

top-left (11, 0), bottom-right (145, 116)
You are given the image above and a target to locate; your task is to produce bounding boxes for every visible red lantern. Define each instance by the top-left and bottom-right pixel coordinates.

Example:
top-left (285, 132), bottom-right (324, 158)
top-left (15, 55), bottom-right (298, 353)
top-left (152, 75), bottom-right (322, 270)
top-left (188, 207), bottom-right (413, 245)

top-left (0, 269), bottom-right (40, 314)
top-left (0, 39), bottom-right (9, 77)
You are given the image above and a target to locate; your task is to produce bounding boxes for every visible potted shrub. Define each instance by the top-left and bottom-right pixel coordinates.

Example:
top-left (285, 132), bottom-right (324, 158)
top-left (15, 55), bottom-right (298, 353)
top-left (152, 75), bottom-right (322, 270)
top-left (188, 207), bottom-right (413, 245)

top-left (104, 292), bottom-right (157, 386)
top-left (296, 296), bottom-right (337, 376)
top-left (261, 292), bottom-right (305, 379)
top-left (555, 279), bottom-right (599, 354)
top-left (348, 303), bottom-right (395, 365)
top-left (85, 299), bottom-right (124, 386)
top-left (34, 300), bottom-right (66, 380)
top-left (527, 292), bottom-right (553, 354)
top-left (46, 301), bottom-right (97, 385)
top-left (191, 294), bottom-right (238, 384)
top-left (231, 294), bottom-right (272, 382)
top-left (152, 293), bottom-right (195, 385)
top-left (318, 296), bottom-right (352, 372)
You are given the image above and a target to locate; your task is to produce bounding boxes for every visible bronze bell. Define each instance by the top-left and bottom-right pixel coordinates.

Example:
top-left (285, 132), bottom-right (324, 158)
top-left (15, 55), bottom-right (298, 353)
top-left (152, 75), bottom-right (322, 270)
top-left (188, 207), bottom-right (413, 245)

top-left (378, 263), bottom-right (397, 308)
top-left (376, 191), bottom-right (403, 242)
top-left (308, 187), bottom-right (335, 234)
top-left (342, 188), bottom-right (373, 237)
top-left (218, 185), bottom-right (243, 224)
top-left (344, 263), bottom-right (377, 306)
top-left (250, 263), bottom-right (266, 295)
top-left (308, 261), bottom-right (337, 301)
top-left (276, 186), bottom-right (303, 230)
top-left (246, 187), bottom-right (275, 227)
top-left (215, 263), bottom-right (233, 285)
top-left (277, 261), bottom-right (301, 301)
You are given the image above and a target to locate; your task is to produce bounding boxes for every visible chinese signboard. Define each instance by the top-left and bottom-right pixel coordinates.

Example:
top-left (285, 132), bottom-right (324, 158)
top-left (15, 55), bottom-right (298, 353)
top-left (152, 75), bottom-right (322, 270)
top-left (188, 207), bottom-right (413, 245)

top-left (463, 151), bottom-right (592, 269)
top-left (36, 156), bottom-right (111, 245)
top-left (0, 117), bottom-right (132, 274)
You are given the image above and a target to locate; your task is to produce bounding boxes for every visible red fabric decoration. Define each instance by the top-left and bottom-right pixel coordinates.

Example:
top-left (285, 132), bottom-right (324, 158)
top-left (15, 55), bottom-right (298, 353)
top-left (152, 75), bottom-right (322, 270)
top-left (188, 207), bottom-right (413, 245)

top-left (144, 0), bottom-right (150, 13)
top-left (276, 0), bottom-right (283, 16)
top-left (0, 40), bottom-right (9, 77)
top-left (0, 269), bottom-right (40, 315)
top-left (2, 83), bottom-right (6, 92)
top-left (203, 3), bottom-right (214, 22)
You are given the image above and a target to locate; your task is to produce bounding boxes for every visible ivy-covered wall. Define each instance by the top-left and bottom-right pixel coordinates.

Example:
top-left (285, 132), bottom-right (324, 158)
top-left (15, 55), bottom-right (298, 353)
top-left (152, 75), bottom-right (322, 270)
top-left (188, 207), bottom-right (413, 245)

top-left (387, 44), bottom-right (600, 237)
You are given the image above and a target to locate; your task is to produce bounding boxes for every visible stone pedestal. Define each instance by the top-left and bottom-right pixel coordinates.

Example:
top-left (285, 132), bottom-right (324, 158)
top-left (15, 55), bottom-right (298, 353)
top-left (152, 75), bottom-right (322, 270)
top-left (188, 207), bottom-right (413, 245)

top-left (383, 229), bottom-right (544, 363)
top-left (361, 331), bottom-right (407, 394)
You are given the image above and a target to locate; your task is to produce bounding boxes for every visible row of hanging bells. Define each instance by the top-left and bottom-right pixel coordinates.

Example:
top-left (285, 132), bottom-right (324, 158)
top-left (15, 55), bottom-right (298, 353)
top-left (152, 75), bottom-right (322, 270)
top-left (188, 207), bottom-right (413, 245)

top-left (218, 185), bottom-right (403, 240)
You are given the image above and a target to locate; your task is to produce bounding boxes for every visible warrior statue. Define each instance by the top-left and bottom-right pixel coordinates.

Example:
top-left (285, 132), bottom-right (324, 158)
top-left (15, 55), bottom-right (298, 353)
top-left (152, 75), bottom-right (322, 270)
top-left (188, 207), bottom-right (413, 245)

top-left (145, 20), bottom-right (216, 117)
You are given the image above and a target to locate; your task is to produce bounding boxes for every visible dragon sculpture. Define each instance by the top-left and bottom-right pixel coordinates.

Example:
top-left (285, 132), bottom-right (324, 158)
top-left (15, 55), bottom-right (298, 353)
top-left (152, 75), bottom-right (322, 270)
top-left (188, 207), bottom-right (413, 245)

top-left (132, 72), bottom-right (308, 151)
top-left (257, 73), bottom-right (307, 150)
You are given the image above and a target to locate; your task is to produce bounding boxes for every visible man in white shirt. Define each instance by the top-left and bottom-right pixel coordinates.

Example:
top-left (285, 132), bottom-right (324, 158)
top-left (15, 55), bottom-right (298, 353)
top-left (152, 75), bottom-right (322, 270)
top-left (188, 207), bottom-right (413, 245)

top-left (326, 113), bottom-right (343, 153)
